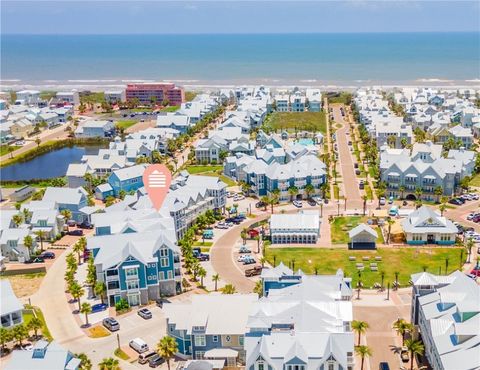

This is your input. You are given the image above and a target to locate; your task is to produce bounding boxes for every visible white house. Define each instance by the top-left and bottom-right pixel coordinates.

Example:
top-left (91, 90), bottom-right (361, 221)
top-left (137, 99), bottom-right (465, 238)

top-left (270, 210), bottom-right (320, 244)
top-left (1, 279), bottom-right (23, 328)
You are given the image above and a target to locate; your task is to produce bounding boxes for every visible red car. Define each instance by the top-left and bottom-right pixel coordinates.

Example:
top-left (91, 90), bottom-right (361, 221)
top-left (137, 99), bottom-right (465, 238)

top-left (470, 269), bottom-right (480, 277)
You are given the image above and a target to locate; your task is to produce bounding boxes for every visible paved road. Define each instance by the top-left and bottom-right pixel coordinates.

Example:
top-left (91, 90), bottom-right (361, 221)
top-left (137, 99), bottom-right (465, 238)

top-left (0, 124), bottom-right (72, 162)
top-left (331, 104), bottom-right (363, 208)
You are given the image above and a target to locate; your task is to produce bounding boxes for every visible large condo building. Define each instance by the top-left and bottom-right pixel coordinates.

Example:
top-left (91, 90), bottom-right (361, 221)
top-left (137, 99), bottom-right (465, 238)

top-left (126, 83), bottom-right (185, 105)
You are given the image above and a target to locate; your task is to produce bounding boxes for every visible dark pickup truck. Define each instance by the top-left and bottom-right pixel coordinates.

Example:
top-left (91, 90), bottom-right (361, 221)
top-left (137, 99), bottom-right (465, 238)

top-left (245, 265), bottom-right (262, 277)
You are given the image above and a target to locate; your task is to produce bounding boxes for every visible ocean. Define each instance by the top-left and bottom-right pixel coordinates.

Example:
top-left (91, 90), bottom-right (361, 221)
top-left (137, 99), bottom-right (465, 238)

top-left (1, 33), bottom-right (479, 89)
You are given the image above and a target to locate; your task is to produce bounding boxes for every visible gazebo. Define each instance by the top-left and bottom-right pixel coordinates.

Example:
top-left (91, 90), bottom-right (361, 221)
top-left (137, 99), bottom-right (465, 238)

top-left (348, 223), bottom-right (377, 250)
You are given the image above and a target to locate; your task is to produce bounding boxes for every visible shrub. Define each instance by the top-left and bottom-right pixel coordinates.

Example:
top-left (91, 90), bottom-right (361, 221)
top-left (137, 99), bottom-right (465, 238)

top-left (115, 298), bottom-right (129, 312)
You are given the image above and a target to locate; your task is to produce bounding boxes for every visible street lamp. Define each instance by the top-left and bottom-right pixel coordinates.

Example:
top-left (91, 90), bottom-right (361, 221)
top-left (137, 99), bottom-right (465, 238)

top-left (337, 201), bottom-right (340, 216)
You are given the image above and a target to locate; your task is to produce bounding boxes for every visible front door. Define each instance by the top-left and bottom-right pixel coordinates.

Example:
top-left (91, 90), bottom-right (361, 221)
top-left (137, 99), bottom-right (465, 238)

top-left (427, 234), bottom-right (435, 244)
top-left (128, 293), bottom-right (140, 306)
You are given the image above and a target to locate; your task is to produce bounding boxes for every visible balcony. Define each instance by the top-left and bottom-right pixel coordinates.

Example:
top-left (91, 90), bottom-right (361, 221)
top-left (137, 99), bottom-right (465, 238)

top-left (126, 285), bottom-right (140, 292)
top-left (106, 274), bottom-right (119, 282)
top-left (125, 273), bottom-right (138, 280)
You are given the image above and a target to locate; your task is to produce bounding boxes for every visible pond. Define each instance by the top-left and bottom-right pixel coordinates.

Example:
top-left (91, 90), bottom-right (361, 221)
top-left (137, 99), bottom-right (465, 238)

top-left (0, 145), bottom-right (103, 181)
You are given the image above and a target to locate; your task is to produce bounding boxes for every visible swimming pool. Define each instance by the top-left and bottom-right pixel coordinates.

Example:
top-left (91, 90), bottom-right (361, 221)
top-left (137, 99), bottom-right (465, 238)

top-left (296, 138), bottom-right (314, 146)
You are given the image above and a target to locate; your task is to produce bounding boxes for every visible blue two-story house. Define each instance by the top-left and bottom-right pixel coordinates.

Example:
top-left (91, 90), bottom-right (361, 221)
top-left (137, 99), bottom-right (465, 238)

top-left (42, 187), bottom-right (90, 223)
top-left (87, 230), bottom-right (181, 307)
top-left (95, 164), bottom-right (146, 200)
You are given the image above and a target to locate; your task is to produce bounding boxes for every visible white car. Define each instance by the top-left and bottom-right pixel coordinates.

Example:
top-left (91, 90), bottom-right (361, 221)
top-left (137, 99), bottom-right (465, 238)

top-left (15, 140), bottom-right (25, 146)
top-left (293, 200), bottom-right (303, 208)
top-left (379, 197), bottom-right (386, 206)
top-left (238, 254), bottom-right (251, 262)
top-left (227, 192), bottom-right (235, 198)
top-left (234, 195), bottom-right (245, 201)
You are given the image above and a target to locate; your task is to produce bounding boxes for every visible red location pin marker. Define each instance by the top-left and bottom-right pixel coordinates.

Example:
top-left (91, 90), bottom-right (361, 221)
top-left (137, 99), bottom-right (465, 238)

top-left (143, 164), bottom-right (172, 211)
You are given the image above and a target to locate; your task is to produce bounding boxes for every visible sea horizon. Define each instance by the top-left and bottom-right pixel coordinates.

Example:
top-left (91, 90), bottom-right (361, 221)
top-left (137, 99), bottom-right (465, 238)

top-left (2, 32), bottom-right (479, 90)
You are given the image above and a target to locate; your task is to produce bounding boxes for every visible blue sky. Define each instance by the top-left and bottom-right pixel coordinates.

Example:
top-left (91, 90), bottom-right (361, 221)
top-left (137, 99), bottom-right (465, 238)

top-left (2, 1), bottom-right (479, 34)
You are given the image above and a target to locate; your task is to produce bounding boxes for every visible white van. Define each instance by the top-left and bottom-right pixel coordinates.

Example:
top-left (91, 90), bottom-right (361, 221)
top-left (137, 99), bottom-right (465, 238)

top-left (129, 338), bottom-right (149, 353)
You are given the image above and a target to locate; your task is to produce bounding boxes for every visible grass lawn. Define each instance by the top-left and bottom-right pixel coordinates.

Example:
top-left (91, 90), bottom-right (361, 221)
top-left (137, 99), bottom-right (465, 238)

top-left (23, 305), bottom-right (53, 341)
top-left (87, 325), bottom-right (111, 338)
top-left (331, 216), bottom-right (383, 244)
top-left (185, 91), bottom-right (198, 102)
top-left (193, 241), bottom-right (214, 247)
top-left (471, 173), bottom-right (480, 187)
top-left (159, 106), bottom-right (179, 112)
top-left (264, 112), bottom-right (327, 134)
top-left (328, 92), bottom-right (352, 105)
top-left (201, 173), bottom-right (236, 187)
top-left (114, 348), bottom-right (130, 360)
top-left (266, 247), bottom-right (464, 288)
top-left (0, 145), bottom-right (19, 156)
top-left (186, 165), bottom-right (223, 174)
top-left (115, 120), bottom-right (138, 130)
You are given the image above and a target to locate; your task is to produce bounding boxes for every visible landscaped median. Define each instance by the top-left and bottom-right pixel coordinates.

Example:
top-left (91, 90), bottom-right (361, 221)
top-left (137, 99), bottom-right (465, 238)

top-left (266, 247), bottom-right (465, 289)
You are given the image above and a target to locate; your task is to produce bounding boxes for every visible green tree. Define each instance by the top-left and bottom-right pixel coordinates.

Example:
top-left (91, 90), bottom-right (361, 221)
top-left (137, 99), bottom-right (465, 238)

top-left (433, 186), bottom-right (443, 203)
top-left (34, 230), bottom-right (47, 252)
top-left (393, 318), bottom-right (414, 346)
top-left (86, 255), bottom-right (97, 286)
top-left (60, 209), bottom-right (72, 222)
top-left (386, 218), bottom-right (395, 244)
top-left (399, 185), bottom-right (406, 199)
top-left (253, 280), bottom-right (263, 297)
top-left (405, 338), bottom-right (424, 370)
top-left (197, 266), bottom-right (207, 287)
top-left (355, 345), bottom-right (372, 370)
top-left (94, 281), bottom-right (106, 304)
top-left (211, 273), bottom-right (220, 292)
top-left (27, 317), bottom-right (42, 338)
top-left (156, 336), bottom-right (178, 370)
top-left (0, 327), bottom-right (12, 352)
top-left (73, 237), bottom-right (87, 264)
top-left (69, 281), bottom-right (85, 312)
top-left (75, 353), bottom-right (92, 370)
top-left (23, 235), bottom-right (35, 256)
top-left (221, 284), bottom-right (237, 294)
top-left (288, 186), bottom-right (299, 201)
top-left (304, 184), bottom-right (315, 199)
top-left (80, 302), bottom-right (92, 326)
top-left (11, 324), bottom-right (28, 346)
top-left (12, 214), bottom-right (23, 228)
top-left (98, 357), bottom-right (120, 370)
top-left (35, 137), bottom-right (41, 147)
top-left (352, 320), bottom-right (369, 346)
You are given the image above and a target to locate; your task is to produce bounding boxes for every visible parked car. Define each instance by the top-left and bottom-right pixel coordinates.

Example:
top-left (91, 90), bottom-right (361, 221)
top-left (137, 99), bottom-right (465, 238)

top-left (238, 255), bottom-right (250, 262)
top-left (293, 200), bottom-right (303, 208)
top-left (148, 355), bottom-right (165, 368)
top-left (355, 169), bottom-right (361, 175)
top-left (379, 197), bottom-right (386, 206)
top-left (102, 317), bottom-right (120, 332)
top-left (129, 338), bottom-right (149, 353)
top-left (400, 347), bottom-right (409, 362)
top-left (91, 303), bottom-right (108, 313)
top-left (215, 222), bottom-right (228, 229)
top-left (448, 198), bottom-right (462, 205)
top-left (245, 265), bottom-right (263, 277)
top-left (25, 257), bottom-right (44, 264)
top-left (255, 201), bottom-right (266, 208)
top-left (66, 220), bottom-right (77, 227)
top-left (137, 308), bottom-right (152, 320)
top-left (243, 257), bottom-right (256, 265)
top-left (39, 251), bottom-right (55, 259)
top-left (67, 229), bottom-right (84, 236)
top-left (307, 198), bottom-right (316, 206)
top-left (193, 250), bottom-right (210, 261)
top-left (378, 363), bottom-right (390, 370)
top-left (402, 200), bottom-right (408, 206)
top-left (78, 221), bottom-right (94, 229)
top-left (388, 196), bottom-right (394, 204)
top-left (21, 343), bottom-right (34, 351)
top-left (471, 269), bottom-right (480, 277)
top-left (239, 246), bottom-right (251, 253)
top-left (359, 180), bottom-right (365, 190)
top-left (233, 195), bottom-right (245, 201)
top-left (138, 351), bottom-right (158, 365)
top-left (227, 192), bottom-right (235, 198)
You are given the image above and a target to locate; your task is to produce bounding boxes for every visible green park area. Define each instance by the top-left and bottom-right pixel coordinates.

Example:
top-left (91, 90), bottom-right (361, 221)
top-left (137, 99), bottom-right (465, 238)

top-left (471, 173), bottom-right (480, 187)
top-left (331, 216), bottom-right (384, 244)
top-left (115, 120), bottom-right (138, 130)
top-left (266, 247), bottom-right (465, 289)
top-left (186, 165), bottom-right (236, 187)
top-left (0, 145), bottom-right (19, 157)
top-left (263, 112), bottom-right (327, 134)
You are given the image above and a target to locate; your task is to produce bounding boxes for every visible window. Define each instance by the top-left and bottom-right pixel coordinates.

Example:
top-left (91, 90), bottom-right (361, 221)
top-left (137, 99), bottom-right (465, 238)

top-left (328, 363), bottom-right (335, 370)
top-left (257, 363), bottom-right (264, 370)
top-left (125, 268), bottom-right (137, 277)
top-left (160, 258), bottom-right (169, 267)
top-left (160, 248), bottom-right (169, 257)
top-left (126, 280), bottom-right (139, 290)
top-left (212, 335), bottom-right (218, 342)
top-left (194, 335), bottom-right (206, 347)
top-left (158, 271), bottom-right (165, 281)
top-left (169, 324), bottom-right (175, 333)
top-left (225, 335), bottom-right (231, 342)
top-left (287, 366), bottom-right (305, 370)
top-left (167, 271), bottom-right (173, 280)
top-left (239, 335), bottom-right (244, 346)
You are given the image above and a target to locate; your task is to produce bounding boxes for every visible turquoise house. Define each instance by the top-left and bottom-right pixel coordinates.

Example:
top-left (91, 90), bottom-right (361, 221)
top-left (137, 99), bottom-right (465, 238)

top-left (95, 164), bottom-right (146, 200)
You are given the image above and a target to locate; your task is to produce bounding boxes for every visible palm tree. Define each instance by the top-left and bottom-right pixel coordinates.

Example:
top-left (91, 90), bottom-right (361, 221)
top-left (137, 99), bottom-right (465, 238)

top-left (393, 318), bottom-right (414, 345)
top-left (12, 324), bottom-right (28, 346)
top-left (352, 320), bottom-right (369, 346)
top-left (212, 273), bottom-right (220, 291)
top-left (34, 230), bottom-right (47, 252)
top-left (362, 195), bottom-right (368, 216)
top-left (80, 302), bottom-right (92, 326)
top-left (304, 184), bottom-right (315, 199)
top-left (405, 338), bottom-right (424, 370)
top-left (240, 229), bottom-right (248, 245)
top-left (260, 195), bottom-right (270, 211)
top-left (27, 317), bottom-right (42, 338)
top-left (73, 238), bottom-right (86, 264)
top-left (399, 185), bottom-right (406, 199)
top-left (386, 217), bottom-right (395, 244)
top-left (69, 281), bottom-right (85, 312)
top-left (438, 203), bottom-right (447, 216)
top-left (98, 357), bottom-right (120, 370)
top-left (35, 137), bottom-right (41, 147)
top-left (94, 282), bottom-right (106, 304)
top-left (60, 209), bottom-right (72, 223)
top-left (466, 237), bottom-right (474, 263)
top-left (414, 187), bottom-right (422, 203)
top-left (434, 186), bottom-right (443, 203)
top-left (221, 284), bottom-right (237, 294)
top-left (157, 336), bottom-right (178, 370)
top-left (253, 280), bottom-right (263, 297)
top-left (260, 256), bottom-right (266, 267)
top-left (12, 214), bottom-right (23, 228)
top-left (23, 235), bottom-right (35, 257)
top-left (75, 353), bottom-right (92, 370)
top-left (355, 345), bottom-right (372, 370)
top-left (197, 267), bottom-right (207, 287)
top-left (380, 270), bottom-right (386, 290)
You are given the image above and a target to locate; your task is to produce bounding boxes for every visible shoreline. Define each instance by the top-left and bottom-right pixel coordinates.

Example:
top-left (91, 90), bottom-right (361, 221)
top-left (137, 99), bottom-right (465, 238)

top-left (1, 78), bottom-right (480, 92)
